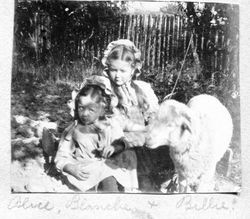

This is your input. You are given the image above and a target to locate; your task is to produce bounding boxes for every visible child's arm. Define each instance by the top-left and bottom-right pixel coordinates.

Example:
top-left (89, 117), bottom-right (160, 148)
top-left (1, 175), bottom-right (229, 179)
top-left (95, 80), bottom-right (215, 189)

top-left (100, 118), bottom-right (129, 158)
top-left (133, 80), bottom-right (159, 124)
top-left (55, 123), bottom-right (91, 180)
top-left (55, 122), bottom-right (80, 171)
top-left (54, 123), bottom-right (76, 172)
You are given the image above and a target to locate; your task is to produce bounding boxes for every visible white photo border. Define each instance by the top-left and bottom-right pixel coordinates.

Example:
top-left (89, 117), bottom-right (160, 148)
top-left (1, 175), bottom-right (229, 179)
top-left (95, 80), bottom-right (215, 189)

top-left (1, 0), bottom-right (249, 218)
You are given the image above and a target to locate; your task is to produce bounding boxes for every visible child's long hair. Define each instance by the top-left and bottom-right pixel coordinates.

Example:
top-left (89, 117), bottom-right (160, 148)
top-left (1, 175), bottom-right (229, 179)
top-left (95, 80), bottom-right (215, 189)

top-left (105, 45), bottom-right (150, 112)
top-left (74, 84), bottom-right (113, 122)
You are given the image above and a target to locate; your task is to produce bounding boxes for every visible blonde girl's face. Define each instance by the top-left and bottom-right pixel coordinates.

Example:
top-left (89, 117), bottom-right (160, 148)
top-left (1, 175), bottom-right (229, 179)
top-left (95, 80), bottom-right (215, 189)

top-left (108, 60), bottom-right (134, 86)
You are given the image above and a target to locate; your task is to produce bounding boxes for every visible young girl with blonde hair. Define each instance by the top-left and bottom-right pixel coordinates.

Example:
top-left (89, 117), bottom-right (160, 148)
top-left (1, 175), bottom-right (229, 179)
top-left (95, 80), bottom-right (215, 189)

top-left (102, 39), bottom-right (174, 191)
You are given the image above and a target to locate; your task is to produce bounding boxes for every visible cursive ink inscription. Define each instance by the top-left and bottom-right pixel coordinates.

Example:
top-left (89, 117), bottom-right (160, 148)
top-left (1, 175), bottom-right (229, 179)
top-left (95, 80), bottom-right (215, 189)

top-left (176, 195), bottom-right (229, 211)
top-left (8, 196), bottom-right (54, 211)
top-left (66, 195), bottom-right (153, 219)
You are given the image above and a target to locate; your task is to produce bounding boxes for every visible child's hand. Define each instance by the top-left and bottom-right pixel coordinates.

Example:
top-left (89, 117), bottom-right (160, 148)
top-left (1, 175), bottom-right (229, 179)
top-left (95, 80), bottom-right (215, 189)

top-left (102, 145), bottom-right (115, 158)
top-left (102, 142), bottom-right (125, 158)
top-left (63, 163), bottom-right (90, 181)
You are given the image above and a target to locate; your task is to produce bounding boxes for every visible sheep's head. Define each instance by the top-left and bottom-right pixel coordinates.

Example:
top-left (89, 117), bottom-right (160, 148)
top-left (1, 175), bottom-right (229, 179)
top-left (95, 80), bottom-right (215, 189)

top-left (145, 100), bottom-right (193, 153)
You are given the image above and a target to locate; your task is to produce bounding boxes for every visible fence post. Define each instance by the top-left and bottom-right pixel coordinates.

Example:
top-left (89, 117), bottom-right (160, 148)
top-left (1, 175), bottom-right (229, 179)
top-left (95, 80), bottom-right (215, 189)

top-left (160, 15), bottom-right (165, 75)
top-left (146, 15), bottom-right (152, 72)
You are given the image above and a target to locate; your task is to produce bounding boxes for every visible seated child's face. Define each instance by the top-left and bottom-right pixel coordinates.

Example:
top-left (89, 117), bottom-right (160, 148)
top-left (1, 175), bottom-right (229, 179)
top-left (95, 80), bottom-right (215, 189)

top-left (108, 60), bottom-right (134, 86)
top-left (78, 95), bottom-right (105, 125)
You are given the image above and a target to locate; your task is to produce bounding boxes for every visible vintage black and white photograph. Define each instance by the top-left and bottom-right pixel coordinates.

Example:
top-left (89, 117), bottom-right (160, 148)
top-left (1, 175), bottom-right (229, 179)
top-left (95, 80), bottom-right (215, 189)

top-left (11, 0), bottom-right (240, 194)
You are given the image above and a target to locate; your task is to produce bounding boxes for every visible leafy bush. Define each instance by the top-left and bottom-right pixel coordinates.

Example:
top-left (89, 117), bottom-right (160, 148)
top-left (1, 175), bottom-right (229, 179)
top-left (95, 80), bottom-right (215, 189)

top-left (141, 59), bottom-right (239, 106)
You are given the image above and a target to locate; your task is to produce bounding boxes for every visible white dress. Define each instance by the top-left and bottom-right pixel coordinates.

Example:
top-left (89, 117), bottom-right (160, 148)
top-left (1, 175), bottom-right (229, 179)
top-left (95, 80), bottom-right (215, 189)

top-left (54, 117), bottom-right (138, 192)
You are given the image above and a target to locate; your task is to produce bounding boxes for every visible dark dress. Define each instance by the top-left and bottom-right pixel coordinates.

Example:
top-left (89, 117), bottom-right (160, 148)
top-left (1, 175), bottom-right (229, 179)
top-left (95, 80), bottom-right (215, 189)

top-left (115, 81), bottom-right (175, 192)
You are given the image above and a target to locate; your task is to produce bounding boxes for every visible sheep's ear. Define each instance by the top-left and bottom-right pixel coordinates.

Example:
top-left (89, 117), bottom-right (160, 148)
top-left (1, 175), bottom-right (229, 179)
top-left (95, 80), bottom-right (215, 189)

top-left (181, 121), bottom-right (192, 134)
top-left (180, 109), bottom-right (192, 135)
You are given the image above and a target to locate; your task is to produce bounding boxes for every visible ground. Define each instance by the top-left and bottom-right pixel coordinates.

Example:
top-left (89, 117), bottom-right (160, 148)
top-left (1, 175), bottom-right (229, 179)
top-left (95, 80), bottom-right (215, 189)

top-left (11, 79), bottom-right (241, 193)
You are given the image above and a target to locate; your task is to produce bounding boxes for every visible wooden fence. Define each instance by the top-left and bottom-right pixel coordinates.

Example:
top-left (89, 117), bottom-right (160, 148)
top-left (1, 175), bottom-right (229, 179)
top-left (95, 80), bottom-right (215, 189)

top-left (17, 13), bottom-right (234, 79)
top-left (70, 14), bottom-right (232, 75)
top-left (118, 14), bottom-right (186, 72)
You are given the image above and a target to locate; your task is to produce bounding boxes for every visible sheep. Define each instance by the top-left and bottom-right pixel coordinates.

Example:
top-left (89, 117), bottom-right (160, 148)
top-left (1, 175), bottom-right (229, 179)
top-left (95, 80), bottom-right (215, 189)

top-left (145, 94), bottom-right (233, 193)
